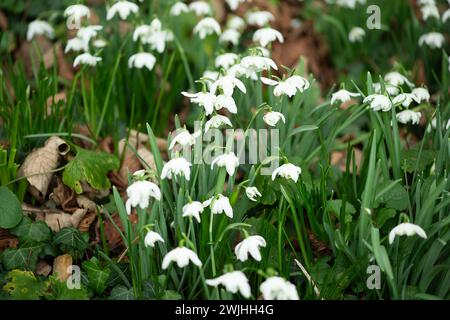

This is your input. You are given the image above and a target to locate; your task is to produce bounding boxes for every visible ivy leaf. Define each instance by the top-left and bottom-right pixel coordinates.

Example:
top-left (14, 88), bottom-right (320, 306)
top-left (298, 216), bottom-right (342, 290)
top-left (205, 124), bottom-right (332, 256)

top-left (401, 148), bottom-right (435, 173)
top-left (10, 216), bottom-right (51, 242)
top-left (53, 227), bottom-right (88, 259)
top-left (375, 180), bottom-right (409, 211)
top-left (62, 146), bottom-right (119, 194)
top-left (109, 285), bottom-right (135, 300)
top-left (82, 257), bottom-right (111, 295)
top-left (0, 186), bottom-right (23, 228)
top-left (3, 270), bottom-right (49, 300)
top-left (160, 290), bottom-right (182, 300)
top-left (47, 276), bottom-right (89, 300)
top-left (2, 243), bottom-right (43, 270)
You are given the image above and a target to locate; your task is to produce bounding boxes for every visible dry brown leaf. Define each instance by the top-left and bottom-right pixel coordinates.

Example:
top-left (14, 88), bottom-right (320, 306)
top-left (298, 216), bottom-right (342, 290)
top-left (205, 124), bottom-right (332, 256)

top-left (46, 91), bottom-right (67, 117)
top-left (78, 211), bottom-right (97, 232)
top-left (0, 228), bottom-right (18, 251)
top-left (36, 260), bottom-right (52, 276)
top-left (53, 254), bottom-right (72, 281)
top-left (16, 36), bottom-right (53, 76)
top-left (0, 11), bottom-right (7, 30)
top-left (49, 177), bottom-right (78, 212)
top-left (44, 208), bottom-right (87, 232)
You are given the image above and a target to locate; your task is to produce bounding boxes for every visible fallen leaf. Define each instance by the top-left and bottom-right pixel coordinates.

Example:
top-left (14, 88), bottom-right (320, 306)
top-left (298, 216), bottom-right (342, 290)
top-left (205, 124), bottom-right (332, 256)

top-left (44, 208), bottom-right (88, 232)
top-left (36, 260), bottom-right (52, 276)
top-left (53, 254), bottom-right (72, 281)
top-left (46, 91), bottom-right (67, 117)
top-left (0, 11), bottom-right (7, 30)
top-left (0, 228), bottom-right (18, 252)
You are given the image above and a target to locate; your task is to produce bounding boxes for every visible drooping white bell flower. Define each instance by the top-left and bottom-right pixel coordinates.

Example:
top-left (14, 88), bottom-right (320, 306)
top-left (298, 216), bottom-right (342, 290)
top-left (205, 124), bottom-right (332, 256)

top-left (348, 27), bottom-right (365, 43)
top-left (363, 94), bottom-right (392, 112)
top-left (65, 37), bottom-right (89, 53)
top-left (263, 111), bottom-right (285, 127)
top-left (182, 201), bottom-right (204, 223)
top-left (411, 87), bottom-right (430, 103)
top-left (210, 75), bottom-right (246, 96)
top-left (73, 53), bottom-right (102, 67)
top-left (219, 29), bottom-right (241, 46)
top-left (161, 157), bottom-right (192, 181)
top-left (392, 93), bottom-right (418, 107)
top-left (227, 15), bottom-right (246, 31)
top-left (245, 186), bottom-right (262, 202)
top-left (419, 32), bottom-right (445, 49)
top-left (182, 91), bottom-right (216, 115)
top-left (396, 110), bottom-right (422, 125)
top-left (388, 222), bottom-right (427, 244)
top-left (133, 19), bottom-right (173, 53)
top-left (261, 75), bottom-right (309, 97)
top-left (271, 163), bottom-right (302, 183)
top-left (225, 0), bottom-right (246, 11)
top-left (203, 70), bottom-right (220, 83)
top-left (215, 53), bottom-right (239, 70)
top-left (125, 180), bottom-right (161, 214)
top-left (443, 9), bottom-right (450, 22)
top-left (188, 1), bottom-right (212, 16)
top-left (206, 271), bottom-right (251, 298)
top-left (421, 4), bottom-right (439, 20)
top-left (234, 235), bottom-right (266, 262)
top-left (203, 194), bottom-right (234, 218)
top-left (384, 72), bottom-right (414, 87)
top-left (246, 11), bottom-right (275, 27)
top-left (211, 152), bottom-right (240, 176)
top-left (240, 55), bottom-right (278, 75)
top-left (93, 39), bottom-right (107, 48)
top-left (64, 4), bottom-right (90, 22)
top-left (77, 25), bottom-right (103, 43)
top-left (194, 17), bottom-right (221, 39)
top-left (260, 277), bottom-right (299, 300)
top-left (214, 94), bottom-right (237, 114)
top-left (144, 230), bottom-right (164, 247)
top-left (205, 115), bottom-right (233, 132)
top-left (373, 82), bottom-right (399, 96)
top-left (128, 52), bottom-right (156, 71)
top-left (162, 247), bottom-right (202, 269)
top-left (106, 1), bottom-right (139, 20)
top-left (170, 2), bottom-right (189, 16)
top-left (27, 20), bottom-right (54, 41)
top-left (335, 0), bottom-right (366, 9)
top-left (169, 129), bottom-right (201, 150)
top-left (331, 89), bottom-right (360, 105)
top-left (253, 27), bottom-right (284, 47)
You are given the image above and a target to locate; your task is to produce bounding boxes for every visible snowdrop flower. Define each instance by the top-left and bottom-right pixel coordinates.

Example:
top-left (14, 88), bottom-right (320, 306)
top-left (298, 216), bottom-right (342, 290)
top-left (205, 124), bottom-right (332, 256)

top-left (234, 235), bottom-right (266, 262)
top-left (73, 53), bottom-right (102, 67)
top-left (417, 0), bottom-right (435, 5)
top-left (27, 20), bottom-right (54, 41)
top-left (106, 1), bottom-right (139, 20)
top-left (219, 29), bottom-right (241, 46)
top-left (205, 115), bottom-right (233, 132)
top-left (348, 27), bottom-right (365, 43)
top-left (429, 117), bottom-right (450, 131)
top-left (133, 25), bottom-right (152, 42)
top-left (210, 75), bottom-right (246, 96)
top-left (226, 0), bottom-right (246, 10)
top-left (161, 157), bottom-right (192, 181)
top-left (271, 163), bottom-right (302, 183)
top-left (169, 129), bottom-right (200, 150)
top-left (215, 53), bottom-right (239, 70)
top-left (392, 93), bottom-right (418, 107)
top-left (206, 271), bottom-right (251, 298)
top-left (133, 20), bottom-right (173, 53)
top-left (253, 27), bottom-right (284, 47)
top-left (212, 152), bottom-right (240, 176)
top-left (260, 277), bottom-right (299, 300)
top-left (263, 111), bottom-right (285, 127)
top-left (194, 17), bottom-right (221, 39)
top-left (336, 0), bottom-right (366, 9)
top-left (162, 247), bottom-right (202, 269)
top-left (331, 89), bottom-right (360, 105)
top-left (77, 25), bottom-right (103, 43)
top-left (182, 201), bottom-right (204, 223)
top-left (65, 37), bottom-right (88, 53)
top-left (261, 76), bottom-right (309, 97)
top-left (246, 11), bottom-right (274, 27)
top-left (443, 9), bottom-right (450, 23)
top-left (125, 180), bottom-right (161, 214)
top-left (384, 72), bottom-right (414, 87)
top-left (245, 186), bottom-right (262, 202)
top-left (189, 1), bottom-right (212, 16)
top-left (93, 39), bottom-right (107, 48)
top-left (203, 194), bottom-right (233, 218)
top-left (421, 4), bottom-right (439, 20)
top-left (419, 32), bottom-right (445, 49)
top-left (363, 94), bottom-right (393, 112)
top-left (227, 15), bottom-right (246, 31)
top-left (128, 52), bottom-right (156, 71)
top-left (203, 70), bottom-right (220, 82)
top-left (240, 55), bottom-right (278, 75)
top-left (64, 4), bottom-right (90, 22)
top-left (170, 2), bottom-right (189, 16)
top-left (214, 94), bottom-right (237, 113)
top-left (182, 91), bottom-right (216, 115)
top-left (373, 82), bottom-right (399, 96)
top-left (144, 230), bottom-right (164, 247)
top-left (396, 110), bottom-right (421, 125)
top-left (389, 222), bottom-right (427, 244)
top-left (412, 87), bottom-right (430, 103)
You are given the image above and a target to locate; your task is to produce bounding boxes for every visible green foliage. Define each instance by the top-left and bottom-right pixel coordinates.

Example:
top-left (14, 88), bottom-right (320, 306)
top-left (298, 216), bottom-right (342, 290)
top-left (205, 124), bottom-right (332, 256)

top-left (109, 285), bottom-right (135, 300)
top-left (82, 257), bottom-right (111, 296)
top-left (3, 270), bottom-right (49, 300)
top-left (0, 186), bottom-right (23, 228)
top-left (52, 227), bottom-right (89, 260)
top-left (47, 276), bottom-right (89, 300)
top-left (10, 216), bottom-right (51, 242)
top-left (2, 243), bottom-right (43, 270)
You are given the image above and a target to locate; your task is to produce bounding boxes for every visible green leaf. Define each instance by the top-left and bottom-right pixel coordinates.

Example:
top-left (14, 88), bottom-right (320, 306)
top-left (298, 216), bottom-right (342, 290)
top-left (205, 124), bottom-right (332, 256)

top-left (326, 199), bottom-right (356, 224)
top-left (375, 208), bottom-right (397, 228)
top-left (2, 243), bottom-right (43, 270)
top-left (47, 276), bottom-right (89, 300)
top-left (161, 290), bottom-right (182, 300)
top-left (3, 270), bottom-right (49, 300)
top-left (375, 180), bottom-right (409, 211)
top-left (0, 186), bottom-right (23, 228)
top-left (10, 216), bottom-right (51, 242)
top-left (401, 148), bottom-right (435, 173)
top-left (62, 146), bottom-right (119, 194)
top-left (109, 285), bottom-right (135, 300)
top-left (53, 227), bottom-right (88, 259)
top-left (82, 257), bottom-right (111, 295)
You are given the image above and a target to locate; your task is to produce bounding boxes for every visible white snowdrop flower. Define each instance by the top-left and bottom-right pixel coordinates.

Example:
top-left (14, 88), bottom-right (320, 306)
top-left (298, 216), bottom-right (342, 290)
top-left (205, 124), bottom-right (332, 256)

top-left (203, 194), bottom-right (234, 218)
top-left (194, 17), bottom-right (221, 39)
top-left (246, 11), bottom-right (275, 27)
top-left (170, 2), bottom-right (189, 16)
top-left (215, 53), bottom-right (239, 70)
top-left (417, 0), bottom-right (436, 5)
top-left (182, 201), bottom-right (204, 223)
top-left (234, 235), bottom-right (266, 262)
top-left (392, 93), bottom-right (418, 107)
top-left (27, 20), bottom-right (54, 41)
top-left (336, 0), bottom-right (366, 9)
top-left (128, 52), bottom-right (156, 71)
top-left (64, 4), bottom-right (90, 22)
top-left (205, 115), bottom-right (233, 132)
top-left (261, 75), bottom-right (309, 97)
top-left (169, 129), bottom-right (200, 150)
top-left (271, 163), bottom-right (302, 183)
top-left (240, 55), bottom-right (278, 75)
top-left (419, 32), bottom-right (445, 49)
top-left (384, 72), bottom-right (414, 88)
top-left (260, 277), bottom-right (299, 300)
top-left (245, 186), bottom-right (262, 202)
top-left (348, 27), bottom-right (365, 43)
top-left (125, 180), bottom-right (161, 214)
top-left (331, 89), bottom-right (360, 105)
top-left (373, 82), bottom-right (399, 96)
top-left (212, 152), bottom-right (240, 176)
top-left (396, 110), bottom-right (422, 125)
top-left (363, 94), bottom-right (393, 112)
top-left (161, 157), bottom-right (192, 181)
top-left (226, 0), bottom-right (246, 11)
top-left (189, 1), bottom-right (212, 16)
top-left (254, 46), bottom-right (271, 57)
top-left (133, 25), bottom-right (152, 42)
top-left (253, 27), bottom-right (284, 47)
top-left (219, 29), bottom-right (241, 46)
top-left (144, 230), bottom-right (164, 248)
top-left (206, 271), bottom-right (251, 298)
top-left (162, 247), bottom-right (202, 269)
top-left (412, 87), bottom-right (430, 103)
top-left (430, 118), bottom-right (450, 130)
top-left (389, 222), bottom-right (427, 244)
top-left (65, 37), bottom-right (89, 53)
top-left (210, 75), bottom-right (246, 96)
top-left (421, 4), bottom-right (439, 20)
top-left (133, 20), bottom-right (173, 53)
top-left (73, 53), bottom-right (102, 67)
top-left (182, 91), bottom-right (216, 115)
top-left (263, 111), bottom-right (285, 127)
top-left (77, 25), bottom-right (103, 43)
top-left (214, 94), bottom-right (237, 114)
top-left (226, 63), bottom-right (251, 79)
top-left (443, 9), bottom-right (450, 22)
top-left (227, 15), bottom-right (246, 31)
top-left (203, 70), bottom-right (220, 82)
top-left (93, 39), bottom-right (107, 48)
top-left (107, 0), bottom-right (139, 20)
